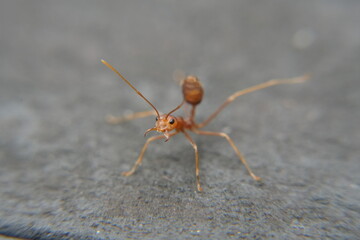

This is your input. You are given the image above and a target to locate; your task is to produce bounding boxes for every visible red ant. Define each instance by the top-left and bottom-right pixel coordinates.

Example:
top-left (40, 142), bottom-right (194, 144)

top-left (101, 59), bottom-right (309, 191)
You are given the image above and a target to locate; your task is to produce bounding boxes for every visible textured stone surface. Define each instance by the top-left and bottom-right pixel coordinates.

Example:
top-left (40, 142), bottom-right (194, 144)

top-left (1, 1), bottom-right (359, 239)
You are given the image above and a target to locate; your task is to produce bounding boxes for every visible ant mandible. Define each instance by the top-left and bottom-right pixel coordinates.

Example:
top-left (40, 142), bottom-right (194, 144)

top-left (101, 59), bottom-right (309, 192)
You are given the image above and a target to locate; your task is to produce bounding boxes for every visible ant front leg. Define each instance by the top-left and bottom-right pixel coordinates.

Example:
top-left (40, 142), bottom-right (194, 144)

top-left (182, 130), bottom-right (203, 192)
top-left (106, 110), bottom-right (157, 124)
top-left (192, 129), bottom-right (261, 181)
top-left (122, 131), bottom-right (179, 177)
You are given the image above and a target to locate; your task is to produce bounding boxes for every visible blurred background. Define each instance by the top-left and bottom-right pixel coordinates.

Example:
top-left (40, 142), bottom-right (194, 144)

top-left (0, 1), bottom-right (359, 239)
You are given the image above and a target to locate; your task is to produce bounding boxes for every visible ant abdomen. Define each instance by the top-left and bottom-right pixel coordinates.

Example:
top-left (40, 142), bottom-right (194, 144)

top-left (182, 75), bottom-right (204, 105)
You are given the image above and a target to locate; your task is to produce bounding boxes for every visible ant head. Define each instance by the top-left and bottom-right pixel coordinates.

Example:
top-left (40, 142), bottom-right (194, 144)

top-left (155, 114), bottom-right (178, 132)
top-left (144, 100), bottom-right (184, 142)
top-left (144, 113), bottom-right (180, 141)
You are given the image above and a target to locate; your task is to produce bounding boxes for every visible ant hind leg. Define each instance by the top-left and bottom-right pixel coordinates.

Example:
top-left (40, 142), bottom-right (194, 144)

top-left (197, 75), bottom-right (310, 128)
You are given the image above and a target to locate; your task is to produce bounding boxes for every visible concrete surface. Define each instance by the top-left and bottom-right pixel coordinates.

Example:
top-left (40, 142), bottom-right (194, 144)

top-left (1, 1), bottom-right (359, 239)
top-left (0, 235), bottom-right (27, 240)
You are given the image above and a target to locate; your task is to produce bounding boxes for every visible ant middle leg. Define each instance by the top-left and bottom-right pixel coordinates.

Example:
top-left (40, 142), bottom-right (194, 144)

top-left (192, 129), bottom-right (261, 181)
top-left (106, 110), bottom-right (156, 124)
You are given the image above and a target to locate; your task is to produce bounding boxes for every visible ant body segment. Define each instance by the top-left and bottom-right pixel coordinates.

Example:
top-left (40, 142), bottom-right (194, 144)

top-left (101, 59), bottom-right (309, 191)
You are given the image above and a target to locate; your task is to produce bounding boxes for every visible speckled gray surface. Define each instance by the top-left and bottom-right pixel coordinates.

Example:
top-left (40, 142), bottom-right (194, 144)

top-left (1, 1), bottom-right (360, 239)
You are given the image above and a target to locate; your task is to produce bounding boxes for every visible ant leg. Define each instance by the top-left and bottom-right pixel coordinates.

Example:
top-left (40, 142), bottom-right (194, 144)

top-left (122, 131), bottom-right (179, 176)
top-left (106, 110), bottom-right (156, 124)
top-left (182, 130), bottom-right (203, 192)
top-left (197, 74), bottom-right (309, 128)
top-left (192, 129), bottom-right (261, 181)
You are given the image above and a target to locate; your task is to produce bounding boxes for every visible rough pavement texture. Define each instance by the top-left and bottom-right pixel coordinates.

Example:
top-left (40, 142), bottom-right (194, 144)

top-left (1, 1), bottom-right (359, 239)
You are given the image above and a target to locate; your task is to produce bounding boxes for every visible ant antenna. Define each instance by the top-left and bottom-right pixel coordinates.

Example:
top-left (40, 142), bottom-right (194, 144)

top-left (166, 100), bottom-right (185, 118)
top-left (101, 59), bottom-right (160, 118)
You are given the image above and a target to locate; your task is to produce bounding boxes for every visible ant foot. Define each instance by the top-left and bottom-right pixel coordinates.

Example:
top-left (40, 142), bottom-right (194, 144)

top-left (122, 170), bottom-right (135, 177)
top-left (106, 115), bottom-right (122, 124)
top-left (251, 173), bottom-right (262, 181)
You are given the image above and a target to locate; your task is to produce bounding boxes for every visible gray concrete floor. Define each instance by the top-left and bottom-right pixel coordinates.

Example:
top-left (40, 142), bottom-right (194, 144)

top-left (1, 1), bottom-right (359, 239)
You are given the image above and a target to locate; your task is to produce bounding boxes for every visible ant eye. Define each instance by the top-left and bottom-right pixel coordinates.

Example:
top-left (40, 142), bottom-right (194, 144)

top-left (169, 118), bottom-right (175, 124)
top-left (155, 117), bottom-right (158, 121)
